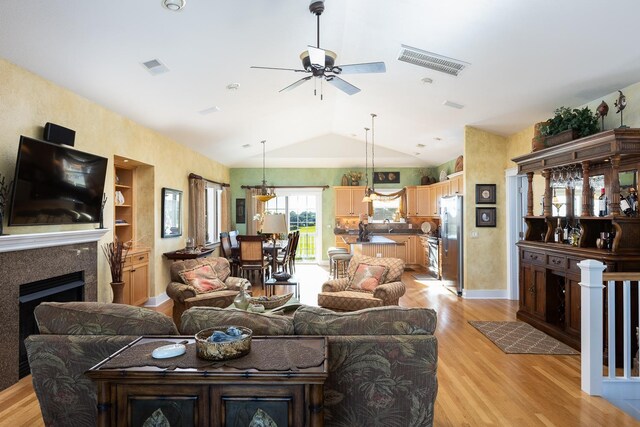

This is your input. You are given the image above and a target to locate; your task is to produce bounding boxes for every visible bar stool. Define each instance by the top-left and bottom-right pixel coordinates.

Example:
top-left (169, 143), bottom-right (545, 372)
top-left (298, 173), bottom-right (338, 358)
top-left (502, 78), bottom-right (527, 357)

top-left (327, 246), bottom-right (348, 277)
top-left (332, 253), bottom-right (353, 279)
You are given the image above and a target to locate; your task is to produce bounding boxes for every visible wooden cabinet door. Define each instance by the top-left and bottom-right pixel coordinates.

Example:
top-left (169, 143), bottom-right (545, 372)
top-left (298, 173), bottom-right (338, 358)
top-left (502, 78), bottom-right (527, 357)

top-left (449, 175), bottom-right (463, 195)
top-left (335, 188), bottom-right (353, 216)
top-left (564, 277), bottom-right (581, 335)
top-left (406, 236), bottom-right (416, 264)
top-left (416, 186), bottom-right (431, 216)
top-left (429, 185), bottom-right (438, 216)
top-left (433, 184), bottom-right (445, 216)
top-left (121, 265), bottom-right (133, 305)
top-left (130, 261), bottom-right (149, 306)
top-left (521, 263), bottom-right (546, 319)
top-left (351, 187), bottom-right (369, 217)
top-left (406, 186), bottom-right (417, 216)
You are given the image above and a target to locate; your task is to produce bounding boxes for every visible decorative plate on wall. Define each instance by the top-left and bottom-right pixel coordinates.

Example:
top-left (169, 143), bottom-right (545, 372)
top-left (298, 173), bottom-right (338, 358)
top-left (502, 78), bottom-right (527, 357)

top-left (439, 170), bottom-right (447, 182)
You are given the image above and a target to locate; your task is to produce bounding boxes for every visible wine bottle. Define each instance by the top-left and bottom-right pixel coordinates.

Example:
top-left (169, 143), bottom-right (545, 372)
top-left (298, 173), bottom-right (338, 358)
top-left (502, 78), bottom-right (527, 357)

top-left (569, 220), bottom-right (581, 247)
top-left (555, 218), bottom-right (563, 243)
top-left (598, 188), bottom-right (608, 217)
top-left (620, 192), bottom-right (633, 216)
top-left (563, 220), bottom-right (570, 243)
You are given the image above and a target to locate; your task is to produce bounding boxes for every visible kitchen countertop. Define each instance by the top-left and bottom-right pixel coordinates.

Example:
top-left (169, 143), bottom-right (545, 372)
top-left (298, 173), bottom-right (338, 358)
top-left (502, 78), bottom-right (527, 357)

top-left (334, 228), bottom-right (423, 235)
top-left (340, 235), bottom-right (397, 245)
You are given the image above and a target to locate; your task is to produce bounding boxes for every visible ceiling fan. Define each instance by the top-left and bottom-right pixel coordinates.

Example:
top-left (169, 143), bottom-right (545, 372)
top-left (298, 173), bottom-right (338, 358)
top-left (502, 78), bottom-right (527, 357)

top-left (250, 0), bottom-right (386, 98)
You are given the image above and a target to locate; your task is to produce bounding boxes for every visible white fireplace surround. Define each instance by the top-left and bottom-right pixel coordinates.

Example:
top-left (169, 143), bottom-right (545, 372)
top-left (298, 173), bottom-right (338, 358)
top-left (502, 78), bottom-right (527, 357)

top-left (0, 229), bottom-right (109, 253)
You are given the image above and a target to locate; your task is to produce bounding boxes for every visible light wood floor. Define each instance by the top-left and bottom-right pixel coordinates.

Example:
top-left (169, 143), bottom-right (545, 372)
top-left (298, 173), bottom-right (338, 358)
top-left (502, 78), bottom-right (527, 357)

top-left (1, 264), bottom-right (637, 426)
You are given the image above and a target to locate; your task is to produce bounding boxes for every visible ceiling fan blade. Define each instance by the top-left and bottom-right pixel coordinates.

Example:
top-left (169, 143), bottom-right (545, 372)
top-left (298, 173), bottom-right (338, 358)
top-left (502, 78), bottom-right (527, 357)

top-left (251, 66), bottom-right (308, 73)
top-left (307, 45), bottom-right (326, 68)
top-left (326, 76), bottom-right (360, 95)
top-left (334, 61), bottom-right (386, 74)
top-left (279, 76), bottom-right (313, 92)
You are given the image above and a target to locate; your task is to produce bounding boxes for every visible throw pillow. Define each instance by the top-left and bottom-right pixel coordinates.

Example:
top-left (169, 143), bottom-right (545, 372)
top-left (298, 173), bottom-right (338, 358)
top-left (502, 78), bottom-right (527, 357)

top-left (178, 264), bottom-right (227, 294)
top-left (347, 263), bottom-right (389, 292)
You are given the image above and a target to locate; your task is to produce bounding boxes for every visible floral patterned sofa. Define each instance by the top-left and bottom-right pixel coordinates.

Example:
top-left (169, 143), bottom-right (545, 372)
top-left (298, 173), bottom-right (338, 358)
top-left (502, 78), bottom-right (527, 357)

top-left (25, 302), bottom-right (438, 427)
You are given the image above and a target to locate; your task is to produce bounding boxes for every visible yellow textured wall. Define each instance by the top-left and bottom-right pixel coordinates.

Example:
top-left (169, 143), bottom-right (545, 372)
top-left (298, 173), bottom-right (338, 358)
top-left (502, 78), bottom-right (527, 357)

top-left (463, 127), bottom-right (508, 291)
top-left (0, 58), bottom-right (229, 303)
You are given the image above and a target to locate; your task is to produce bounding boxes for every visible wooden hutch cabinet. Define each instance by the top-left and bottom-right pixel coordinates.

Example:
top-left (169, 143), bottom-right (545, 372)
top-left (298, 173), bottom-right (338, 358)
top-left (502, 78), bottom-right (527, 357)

top-left (512, 129), bottom-right (640, 358)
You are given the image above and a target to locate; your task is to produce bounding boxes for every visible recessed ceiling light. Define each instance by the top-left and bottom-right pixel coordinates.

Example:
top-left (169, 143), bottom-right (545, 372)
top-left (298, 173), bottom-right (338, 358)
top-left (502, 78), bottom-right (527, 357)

top-left (226, 83), bottom-right (240, 90)
top-left (242, 144), bottom-right (251, 148)
top-left (416, 143), bottom-right (426, 148)
top-left (443, 100), bottom-right (464, 109)
top-left (421, 77), bottom-right (433, 84)
top-left (414, 152), bottom-right (421, 156)
top-left (162, 0), bottom-right (186, 11)
top-left (198, 106), bottom-right (221, 115)
top-left (434, 137), bottom-right (442, 141)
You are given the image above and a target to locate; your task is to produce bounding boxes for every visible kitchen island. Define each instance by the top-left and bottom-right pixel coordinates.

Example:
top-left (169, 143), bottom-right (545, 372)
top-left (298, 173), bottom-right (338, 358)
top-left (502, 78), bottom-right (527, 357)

top-left (341, 235), bottom-right (407, 259)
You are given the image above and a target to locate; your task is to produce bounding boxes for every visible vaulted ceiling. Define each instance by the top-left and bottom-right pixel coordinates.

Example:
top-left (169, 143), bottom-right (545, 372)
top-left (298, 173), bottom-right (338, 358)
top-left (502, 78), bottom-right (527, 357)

top-left (2, 1), bottom-right (640, 168)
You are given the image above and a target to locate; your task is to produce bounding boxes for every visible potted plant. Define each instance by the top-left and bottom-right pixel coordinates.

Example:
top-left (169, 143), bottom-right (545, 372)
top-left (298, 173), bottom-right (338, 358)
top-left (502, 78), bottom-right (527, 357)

top-left (348, 171), bottom-right (363, 186)
top-left (540, 106), bottom-right (599, 148)
top-left (102, 238), bottom-right (130, 303)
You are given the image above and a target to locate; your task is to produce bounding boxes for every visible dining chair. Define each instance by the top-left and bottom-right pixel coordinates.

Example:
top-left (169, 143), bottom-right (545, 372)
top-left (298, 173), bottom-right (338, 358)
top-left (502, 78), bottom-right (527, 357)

top-left (219, 232), bottom-right (240, 276)
top-left (289, 230), bottom-right (300, 273)
top-left (276, 232), bottom-right (294, 274)
top-left (229, 230), bottom-right (239, 248)
top-left (236, 235), bottom-right (269, 288)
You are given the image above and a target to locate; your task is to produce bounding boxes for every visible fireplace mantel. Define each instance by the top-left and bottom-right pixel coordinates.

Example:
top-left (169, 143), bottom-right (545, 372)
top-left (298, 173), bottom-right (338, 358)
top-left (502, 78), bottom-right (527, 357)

top-left (0, 229), bottom-right (109, 253)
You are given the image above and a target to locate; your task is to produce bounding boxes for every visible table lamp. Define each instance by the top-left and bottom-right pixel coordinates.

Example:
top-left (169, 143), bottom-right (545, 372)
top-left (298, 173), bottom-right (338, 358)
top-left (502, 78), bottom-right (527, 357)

top-left (260, 213), bottom-right (288, 276)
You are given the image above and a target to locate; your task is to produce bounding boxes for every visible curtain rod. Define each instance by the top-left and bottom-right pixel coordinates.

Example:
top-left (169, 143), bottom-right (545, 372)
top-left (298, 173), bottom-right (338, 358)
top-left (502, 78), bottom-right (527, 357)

top-left (241, 185), bottom-right (330, 190)
top-left (189, 173), bottom-right (230, 187)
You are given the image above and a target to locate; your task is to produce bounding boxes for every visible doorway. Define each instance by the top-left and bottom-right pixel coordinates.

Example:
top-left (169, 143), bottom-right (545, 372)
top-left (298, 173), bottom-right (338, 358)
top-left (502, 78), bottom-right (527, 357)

top-left (264, 189), bottom-right (323, 263)
top-left (506, 168), bottom-right (527, 300)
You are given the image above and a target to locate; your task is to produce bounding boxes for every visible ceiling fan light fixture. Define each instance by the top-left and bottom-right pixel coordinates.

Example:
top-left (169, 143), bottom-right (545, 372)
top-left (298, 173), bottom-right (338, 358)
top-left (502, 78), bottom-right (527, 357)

top-left (162, 0), bottom-right (186, 11)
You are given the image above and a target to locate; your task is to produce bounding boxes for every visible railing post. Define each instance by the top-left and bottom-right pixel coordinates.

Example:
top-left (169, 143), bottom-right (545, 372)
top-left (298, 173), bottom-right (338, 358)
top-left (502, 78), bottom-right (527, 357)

top-left (579, 259), bottom-right (606, 395)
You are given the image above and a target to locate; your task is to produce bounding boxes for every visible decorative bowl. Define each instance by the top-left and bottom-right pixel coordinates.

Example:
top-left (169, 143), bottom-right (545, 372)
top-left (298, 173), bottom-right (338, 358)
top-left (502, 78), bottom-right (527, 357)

top-left (194, 326), bottom-right (252, 361)
top-left (248, 292), bottom-right (293, 310)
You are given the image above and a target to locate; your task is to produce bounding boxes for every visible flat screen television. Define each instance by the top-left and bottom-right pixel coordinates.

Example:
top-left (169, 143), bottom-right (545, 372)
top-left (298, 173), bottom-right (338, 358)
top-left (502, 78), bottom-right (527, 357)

top-left (8, 136), bottom-right (108, 226)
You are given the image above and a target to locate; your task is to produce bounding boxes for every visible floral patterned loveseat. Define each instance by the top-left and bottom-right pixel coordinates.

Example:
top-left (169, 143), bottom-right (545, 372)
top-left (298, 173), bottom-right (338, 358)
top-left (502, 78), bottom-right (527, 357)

top-left (25, 302), bottom-right (438, 427)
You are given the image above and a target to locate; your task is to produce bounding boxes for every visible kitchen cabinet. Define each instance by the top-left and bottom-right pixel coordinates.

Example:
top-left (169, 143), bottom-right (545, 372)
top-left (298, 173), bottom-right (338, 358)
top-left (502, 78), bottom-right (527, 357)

top-left (406, 235), bottom-right (425, 266)
top-left (122, 249), bottom-right (150, 306)
top-left (448, 172), bottom-right (464, 195)
top-left (335, 186), bottom-right (368, 217)
top-left (519, 260), bottom-right (546, 321)
top-left (406, 186), bottom-right (432, 217)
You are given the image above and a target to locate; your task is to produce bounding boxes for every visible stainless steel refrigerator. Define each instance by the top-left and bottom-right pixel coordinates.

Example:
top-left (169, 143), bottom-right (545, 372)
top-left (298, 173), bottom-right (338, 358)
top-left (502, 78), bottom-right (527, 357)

top-left (440, 195), bottom-right (463, 295)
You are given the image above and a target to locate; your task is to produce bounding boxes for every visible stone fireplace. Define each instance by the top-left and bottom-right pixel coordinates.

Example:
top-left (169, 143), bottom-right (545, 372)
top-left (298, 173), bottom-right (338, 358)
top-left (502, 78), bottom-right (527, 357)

top-left (0, 229), bottom-right (106, 391)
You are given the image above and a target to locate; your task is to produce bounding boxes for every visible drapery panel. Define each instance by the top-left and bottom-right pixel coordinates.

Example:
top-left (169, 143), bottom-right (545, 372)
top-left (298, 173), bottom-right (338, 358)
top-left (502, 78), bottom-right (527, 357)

top-left (188, 176), bottom-right (207, 246)
top-left (220, 186), bottom-right (231, 232)
top-left (246, 188), bottom-right (265, 235)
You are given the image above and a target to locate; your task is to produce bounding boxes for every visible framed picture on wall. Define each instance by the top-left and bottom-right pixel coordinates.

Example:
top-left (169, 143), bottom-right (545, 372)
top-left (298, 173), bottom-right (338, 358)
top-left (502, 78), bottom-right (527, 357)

top-left (161, 188), bottom-right (182, 238)
top-left (476, 184), bottom-right (496, 204)
top-left (373, 171), bottom-right (400, 184)
top-left (236, 198), bottom-right (246, 224)
top-left (476, 207), bottom-right (496, 227)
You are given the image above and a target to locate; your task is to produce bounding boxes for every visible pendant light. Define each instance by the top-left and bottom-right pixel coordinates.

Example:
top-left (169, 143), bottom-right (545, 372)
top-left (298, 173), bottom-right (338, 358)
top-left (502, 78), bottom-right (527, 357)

top-left (369, 113), bottom-right (378, 200)
top-left (362, 127), bottom-right (372, 203)
top-left (254, 140), bottom-right (277, 203)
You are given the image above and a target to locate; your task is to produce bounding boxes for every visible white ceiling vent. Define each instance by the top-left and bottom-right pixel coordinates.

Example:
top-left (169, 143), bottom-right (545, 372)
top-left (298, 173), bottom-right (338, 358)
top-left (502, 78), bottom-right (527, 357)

top-left (141, 59), bottom-right (169, 75)
top-left (397, 45), bottom-right (469, 76)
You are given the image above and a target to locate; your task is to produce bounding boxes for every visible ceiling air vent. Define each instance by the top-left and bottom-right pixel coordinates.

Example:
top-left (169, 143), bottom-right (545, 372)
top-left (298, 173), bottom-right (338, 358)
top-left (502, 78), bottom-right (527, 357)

top-left (397, 45), bottom-right (469, 76)
top-left (141, 59), bottom-right (169, 76)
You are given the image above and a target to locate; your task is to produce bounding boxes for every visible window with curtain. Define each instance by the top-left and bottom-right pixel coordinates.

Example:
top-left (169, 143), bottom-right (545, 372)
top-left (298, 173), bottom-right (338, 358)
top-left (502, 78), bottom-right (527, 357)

top-left (371, 189), bottom-right (401, 222)
top-left (205, 182), bottom-right (222, 244)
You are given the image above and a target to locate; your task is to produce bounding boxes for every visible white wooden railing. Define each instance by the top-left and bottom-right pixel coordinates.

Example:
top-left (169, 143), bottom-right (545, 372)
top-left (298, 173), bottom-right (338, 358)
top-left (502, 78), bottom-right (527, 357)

top-left (579, 259), bottom-right (640, 398)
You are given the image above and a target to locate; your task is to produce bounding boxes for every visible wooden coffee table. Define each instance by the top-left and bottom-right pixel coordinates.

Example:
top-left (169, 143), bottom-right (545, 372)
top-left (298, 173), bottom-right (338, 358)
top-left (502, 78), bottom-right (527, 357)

top-left (87, 335), bottom-right (328, 427)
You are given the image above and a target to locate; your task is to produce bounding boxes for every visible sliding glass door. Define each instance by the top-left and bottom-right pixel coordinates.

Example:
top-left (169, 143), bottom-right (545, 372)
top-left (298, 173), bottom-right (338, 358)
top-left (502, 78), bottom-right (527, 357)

top-left (265, 189), bottom-right (322, 262)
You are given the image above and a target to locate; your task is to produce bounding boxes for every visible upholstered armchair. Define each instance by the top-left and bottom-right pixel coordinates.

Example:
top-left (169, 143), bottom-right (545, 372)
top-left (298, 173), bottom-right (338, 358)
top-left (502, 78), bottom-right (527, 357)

top-left (317, 254), bottom-right (406, 311)
top-left (166, 257), bottom-right (250, 327)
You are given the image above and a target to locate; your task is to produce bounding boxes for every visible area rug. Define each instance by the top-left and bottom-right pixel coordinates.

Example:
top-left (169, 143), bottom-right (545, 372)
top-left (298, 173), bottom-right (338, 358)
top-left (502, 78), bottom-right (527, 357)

top-left (469, 321), bottom-right (579, 355)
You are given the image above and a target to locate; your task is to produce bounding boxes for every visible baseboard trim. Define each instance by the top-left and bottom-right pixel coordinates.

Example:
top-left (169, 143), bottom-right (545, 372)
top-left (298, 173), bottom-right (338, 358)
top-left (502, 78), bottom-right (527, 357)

top-left (144, 292), bottom-right (170, 307)
top-left (462, 289), bottom-right (509, 299)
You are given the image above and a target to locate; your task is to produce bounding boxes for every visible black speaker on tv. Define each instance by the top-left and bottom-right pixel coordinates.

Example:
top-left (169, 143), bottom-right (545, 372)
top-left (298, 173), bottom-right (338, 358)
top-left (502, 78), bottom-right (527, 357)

top-left (43, 122), bottom-right (75, 147)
